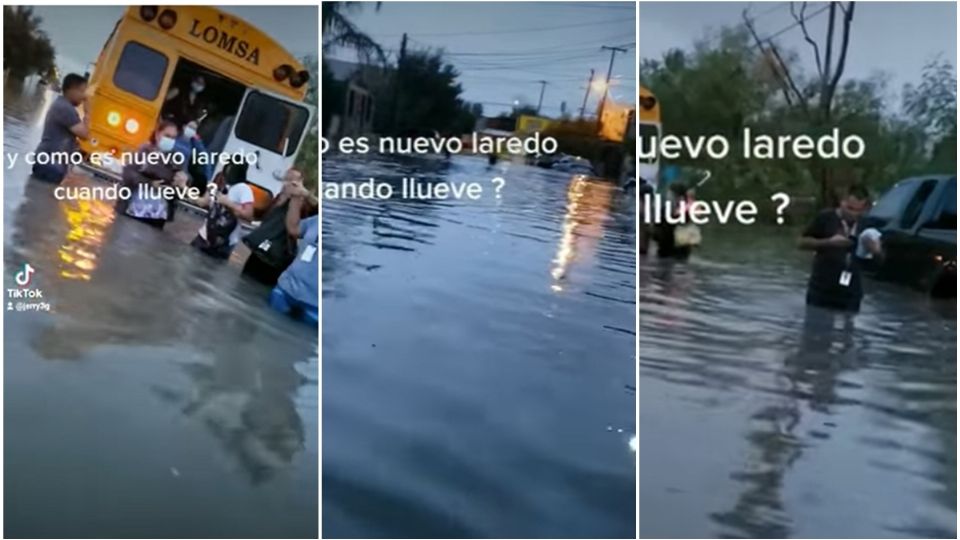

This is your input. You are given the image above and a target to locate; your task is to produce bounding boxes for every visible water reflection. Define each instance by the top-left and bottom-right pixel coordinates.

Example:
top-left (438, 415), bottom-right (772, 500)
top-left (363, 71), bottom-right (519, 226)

top-left (639, 226), bottom-right (956, 539)
top-left (322, 155), bottom-right (636, 538)
top-left (550, 175), bottom-right (616, 293)
top-left (56, 191), bottom-right (114, 281)
top-left (4, 84), bottom-right (317, 538)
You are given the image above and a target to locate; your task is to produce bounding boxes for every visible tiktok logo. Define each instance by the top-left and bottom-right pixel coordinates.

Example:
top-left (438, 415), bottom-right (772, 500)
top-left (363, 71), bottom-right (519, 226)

top-left (15, 263), bottom-right (35, 287)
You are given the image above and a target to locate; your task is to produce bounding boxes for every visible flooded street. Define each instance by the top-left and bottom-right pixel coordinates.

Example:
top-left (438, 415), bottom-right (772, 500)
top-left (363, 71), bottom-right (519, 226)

top-left (4, 86), bottom-right (318, 538)
top-left (639, 226), bottom-right (956, 538)
top-left (321, 156), bottom-right (637, 537)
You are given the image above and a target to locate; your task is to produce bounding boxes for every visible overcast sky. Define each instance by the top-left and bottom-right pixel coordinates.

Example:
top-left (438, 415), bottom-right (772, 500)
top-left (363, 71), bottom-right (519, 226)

top-left (327, 2), bottom-right (637, 117)
top-left (32, 5), bottom-right (318, 76)
top-left (640, 1), bottom-right (957, 104)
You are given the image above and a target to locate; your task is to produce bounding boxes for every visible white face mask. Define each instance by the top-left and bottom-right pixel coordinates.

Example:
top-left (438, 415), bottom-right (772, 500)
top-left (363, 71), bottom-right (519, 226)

top-left (183, 127), bottom-right (197, 139)
top-left (157, 136), bottom-right (176, 152)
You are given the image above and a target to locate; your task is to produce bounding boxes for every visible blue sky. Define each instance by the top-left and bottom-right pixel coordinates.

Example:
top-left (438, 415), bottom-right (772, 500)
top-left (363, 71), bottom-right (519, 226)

top-left (327, 2), bottom-right (637, 117)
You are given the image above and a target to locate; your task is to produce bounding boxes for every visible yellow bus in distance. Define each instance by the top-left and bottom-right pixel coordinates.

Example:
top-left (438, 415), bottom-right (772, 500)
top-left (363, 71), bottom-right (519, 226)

top-left (81, 5), bottom-right (315, 203)
top-left (637, 85), bottom-right (660, 184)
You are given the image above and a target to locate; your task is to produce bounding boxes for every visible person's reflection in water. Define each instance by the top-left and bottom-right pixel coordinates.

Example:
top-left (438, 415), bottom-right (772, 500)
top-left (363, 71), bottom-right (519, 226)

top-left (712, 305), bottom-right (856, 538)
top-left (158, 310), bottom-right (307, 484)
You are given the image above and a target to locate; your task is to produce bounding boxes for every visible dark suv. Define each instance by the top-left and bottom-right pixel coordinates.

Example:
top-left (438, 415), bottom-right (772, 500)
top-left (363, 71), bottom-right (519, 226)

top-left (863, 175), bottom-right (956, 297)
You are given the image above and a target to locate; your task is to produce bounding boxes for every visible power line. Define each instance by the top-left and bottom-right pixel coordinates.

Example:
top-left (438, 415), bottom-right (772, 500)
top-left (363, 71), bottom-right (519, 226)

top-left (440, 39), bottom-right (636, 58)
top-left (547, 3), bottom-right (635, 11)
top-left (754, 3), bottom-right (830, 44)
top-left (746, 1), bottom-right (789, 19)
top-left (443, 32), bottom-right (636, 53)
top-left (384, 16), bottom-right (629, 38)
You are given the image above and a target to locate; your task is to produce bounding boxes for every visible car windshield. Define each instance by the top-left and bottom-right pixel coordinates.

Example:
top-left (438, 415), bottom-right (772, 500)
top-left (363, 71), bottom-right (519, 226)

top-left (869, 180), bottom-right (916, 226)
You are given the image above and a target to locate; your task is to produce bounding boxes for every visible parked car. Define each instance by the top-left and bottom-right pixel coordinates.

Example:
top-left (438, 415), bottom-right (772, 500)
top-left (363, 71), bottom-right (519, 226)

top-left (863, 175), bottom-right (956, 297)
top-left (552, 155), bottom-right (595, 175)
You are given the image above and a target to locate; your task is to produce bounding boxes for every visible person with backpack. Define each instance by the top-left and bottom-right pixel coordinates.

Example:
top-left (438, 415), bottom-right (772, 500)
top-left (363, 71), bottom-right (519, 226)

top-left (188, 163), bottom-right (254, 259)
top-left (241, 168), bottom-right (314, 285)
top-left (270, 194), bottom-right (318, 324)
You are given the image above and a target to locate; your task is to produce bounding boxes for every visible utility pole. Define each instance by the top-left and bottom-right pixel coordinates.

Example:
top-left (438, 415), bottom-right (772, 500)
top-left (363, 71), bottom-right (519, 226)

top-left (596, 45), bottom-right (627, 123)
top-left (390, 33), bottom-right (408, 133)
top-left (579, 69), bottom-right (594, 119)
top-left (535, 80), bottom-right (548, 115)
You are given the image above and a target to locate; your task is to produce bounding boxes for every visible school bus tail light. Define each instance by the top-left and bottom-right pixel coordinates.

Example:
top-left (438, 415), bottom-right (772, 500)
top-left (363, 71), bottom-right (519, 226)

top-left (158, 9), bottom-right (177, 30)
top-left (139, 6), bottom-right (158, 22)
top-left (290, 70), bottom-right (310, 89)
top-left (106, 111), bottom-right (122, 127)
top-left (273, 65), bottom-right (293, 82)
top-left (640, 96), bottom-right (657, 110)
top-left (124, 118), bottom-right (140, 134)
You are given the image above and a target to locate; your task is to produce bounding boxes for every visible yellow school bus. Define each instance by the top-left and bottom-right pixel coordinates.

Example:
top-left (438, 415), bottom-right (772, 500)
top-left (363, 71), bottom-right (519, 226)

top-left (80, 5), bottom-right (315, 203)
top-left (637, 85), bottom-right (660, 184)
top-left (515, 114), bottom-right (554, 135)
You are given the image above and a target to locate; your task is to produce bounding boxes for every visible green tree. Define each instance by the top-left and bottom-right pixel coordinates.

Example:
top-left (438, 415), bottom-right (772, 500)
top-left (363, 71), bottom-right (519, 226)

top-left (903, 55), bottom-right (957, 169)
top-left (4, 6), bottom-right (56, 81)
top-left (321, 2), bottom-right (383, 138)
top-left (294, 55), bottom-right (319, 191)
top-left (640, 23), bottom-right (955, 212)
top-left (382, 49), bottom-right (478, 135)
top-left (322, 2), bottom-right (384, 62)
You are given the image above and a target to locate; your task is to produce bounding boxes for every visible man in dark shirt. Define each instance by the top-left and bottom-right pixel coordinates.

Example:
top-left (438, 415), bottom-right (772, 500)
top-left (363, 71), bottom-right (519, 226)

top-left (798, 185), bottom-right (879, 312)
top-left (32, 73), bottom-right (89, 183)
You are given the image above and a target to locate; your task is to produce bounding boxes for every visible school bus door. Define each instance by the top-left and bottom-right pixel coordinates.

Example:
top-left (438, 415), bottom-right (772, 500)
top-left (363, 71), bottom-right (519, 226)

top-left (218, 88), bottom-right (314, 196)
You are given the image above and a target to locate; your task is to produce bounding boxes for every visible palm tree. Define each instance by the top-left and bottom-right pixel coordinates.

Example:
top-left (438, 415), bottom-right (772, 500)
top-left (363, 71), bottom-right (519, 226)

top-left (321, 2), bottom-right (384, 63)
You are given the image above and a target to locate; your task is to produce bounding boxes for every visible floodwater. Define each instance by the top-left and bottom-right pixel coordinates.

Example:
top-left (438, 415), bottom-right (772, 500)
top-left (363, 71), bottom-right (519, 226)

top-left (639, 225), bottom-right (956, 538)
top-left (321, 155), bottom-right (637, 537)
top-left (4, 84), bottom-right (318, 538)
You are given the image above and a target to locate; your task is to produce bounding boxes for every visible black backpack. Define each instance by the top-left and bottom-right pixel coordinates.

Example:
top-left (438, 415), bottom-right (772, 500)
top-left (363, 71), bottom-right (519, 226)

top-left (197, 164), bottom-right (246, 257)
top-left (204, 190), bottom-right (238, 251)
top-left (242, 200), bottom-right (297, 268)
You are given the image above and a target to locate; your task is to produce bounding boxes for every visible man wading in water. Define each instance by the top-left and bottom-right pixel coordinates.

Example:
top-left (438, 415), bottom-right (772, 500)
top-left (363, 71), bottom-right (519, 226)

top-left (31, 73), bottom-right (90, 183)
top-left (798, 185), bottom-right (882, 312)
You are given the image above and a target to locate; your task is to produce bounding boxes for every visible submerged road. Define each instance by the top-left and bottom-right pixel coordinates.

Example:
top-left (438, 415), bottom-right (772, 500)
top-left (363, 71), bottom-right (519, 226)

top-left (639, 225), bottom-right (956, 538)
top-left (4, 84), bottom-right (318, 538)
top-left (322, 155), bottom-right (637, 538)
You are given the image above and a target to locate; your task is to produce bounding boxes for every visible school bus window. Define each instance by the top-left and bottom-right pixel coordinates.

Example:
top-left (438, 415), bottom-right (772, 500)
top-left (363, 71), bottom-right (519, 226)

top-left (113, 41), bottom-right (168, 101)
top-left (235, 91), bottom-right (308, 157)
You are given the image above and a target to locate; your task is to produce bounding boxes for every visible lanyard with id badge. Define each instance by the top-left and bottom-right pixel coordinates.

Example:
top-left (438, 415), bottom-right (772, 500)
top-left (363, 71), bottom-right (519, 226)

top-left (838, 216), bottom-right (857, 287)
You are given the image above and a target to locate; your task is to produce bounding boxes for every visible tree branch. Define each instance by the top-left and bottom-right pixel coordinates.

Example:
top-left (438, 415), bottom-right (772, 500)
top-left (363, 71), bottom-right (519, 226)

top-left (826, 2), bottom-right (856, 109)
top-left (791, 2), bottom-right (824, 80)
top-left (742, 10), bottom-right (796, 108)
top-left (768, 41), bottom-right (810, 114)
